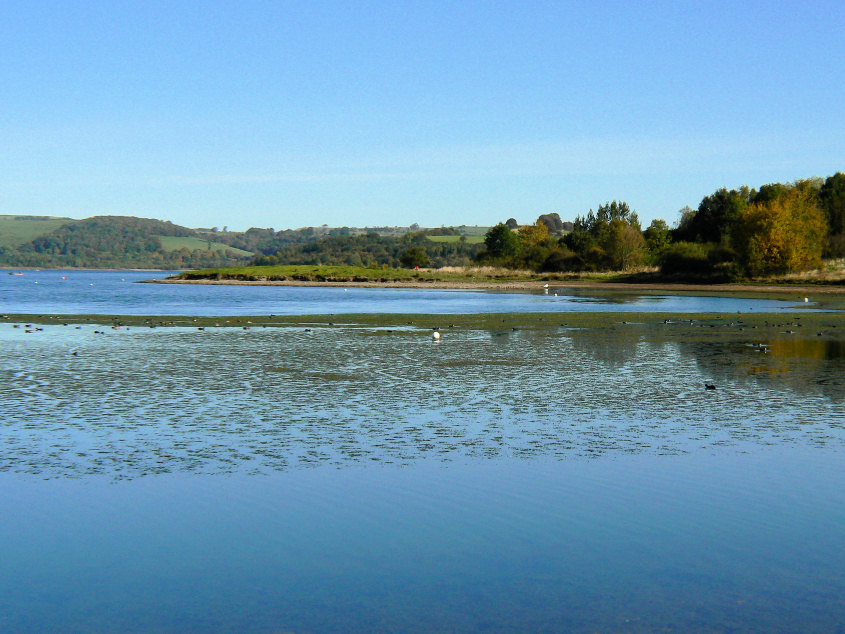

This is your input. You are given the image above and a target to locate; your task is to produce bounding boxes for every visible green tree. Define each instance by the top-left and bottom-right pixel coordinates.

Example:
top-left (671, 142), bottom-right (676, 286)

top-left (820, 172), bottom-right (845, 250)
top-left (606, 219), bottom-right (645, 270)
top-left (751, 182), bottom-right (789, 205)
top-left (537, 213), bottom-right (564, 234)
top-left (564, 201), bottom-right (641, 272)
top-left (644, 219), bottom-right (672, 259)
top-left (483, 223), bottom-right (521, 260)
top-left (518, 220), bottom-right (552, 270)
top-left (678, 187), bottom-right (750, 243)
top-left (399, 246), bottom-right (429, 268)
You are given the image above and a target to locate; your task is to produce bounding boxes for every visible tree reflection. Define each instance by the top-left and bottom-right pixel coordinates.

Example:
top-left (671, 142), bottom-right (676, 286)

top-left (676, 337), bottom-right (845, 401)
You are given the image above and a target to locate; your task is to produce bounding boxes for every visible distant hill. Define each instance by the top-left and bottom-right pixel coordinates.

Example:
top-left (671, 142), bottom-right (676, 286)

top-left (0, 215), bottom-right (77, 248)
top-left (0, 214), bottom-right (493, 269)
top-left (0, 215), bottom-right (254, 269)
top-left (156, 235), bottom-right (254, 258)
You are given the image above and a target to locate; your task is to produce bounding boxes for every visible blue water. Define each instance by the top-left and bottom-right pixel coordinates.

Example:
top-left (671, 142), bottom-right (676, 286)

top-left (0, 269), bottom-right (814, 315)
top-left (2, 451), bottom-right (843, 632)
top-left (1, 270), bottom-right (843, 631)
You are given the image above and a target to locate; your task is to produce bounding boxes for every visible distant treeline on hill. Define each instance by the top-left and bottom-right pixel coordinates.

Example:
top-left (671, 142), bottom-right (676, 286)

top-left (0, 215), bottom-right (491, 270)
top-left (249, 231), bottom-right (483, 269)
top-left (0, 216), bottom-right (250, 269)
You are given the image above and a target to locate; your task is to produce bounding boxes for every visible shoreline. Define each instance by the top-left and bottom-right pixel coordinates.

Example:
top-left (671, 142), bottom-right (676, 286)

top-left (146, 276), bottom-right (845, 296)
top-left (2, 267), bottom-right (175, 272)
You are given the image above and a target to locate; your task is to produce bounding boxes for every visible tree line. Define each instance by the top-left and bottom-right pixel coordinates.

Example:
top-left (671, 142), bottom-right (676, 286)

top-left (0, 216), bottom-right (251, 269)
top-left (3, 172), bottom-right (842, 277)
top-left (250, 231), bottom-right (482, 269)
top-left (478, 172), bottom-right (845, 279)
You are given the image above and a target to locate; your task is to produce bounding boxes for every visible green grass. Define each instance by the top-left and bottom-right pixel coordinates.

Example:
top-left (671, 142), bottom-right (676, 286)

top-left (156, 235), bottom-right (253, 257)
top-left (453, 225), bottom-right (492, 236)
top-left (426, 235), bottom-right (485, 244)
top-left (175, 264), bottom-right (554, 283)
top-left (171, 264), bottom-right (845, 303)
top-left (0, 215), bottom-right (76, 248)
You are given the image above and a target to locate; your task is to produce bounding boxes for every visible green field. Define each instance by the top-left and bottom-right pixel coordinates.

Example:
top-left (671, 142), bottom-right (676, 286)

top-left (426, 235), bottom-right (485, 244)
top-left (0, 215), bottom-right (76, 248)
top-left (156, 235), bottom-right (253, 257)
top-left (451, 225), bottom-right (491, 236)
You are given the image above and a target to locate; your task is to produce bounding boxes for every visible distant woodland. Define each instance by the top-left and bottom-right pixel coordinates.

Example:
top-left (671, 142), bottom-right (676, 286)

top-left (2, 171), bottom-right (843, 280)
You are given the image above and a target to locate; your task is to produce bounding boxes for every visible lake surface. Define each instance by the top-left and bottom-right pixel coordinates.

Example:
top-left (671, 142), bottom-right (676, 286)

top-left (1, 269), bottom-right (814, 315)
top-left (1, 273), bottom-right (844, 631)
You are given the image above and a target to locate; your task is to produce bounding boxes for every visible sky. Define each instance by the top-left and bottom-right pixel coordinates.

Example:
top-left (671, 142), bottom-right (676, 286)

top-left (2, 0), bottom-right (844, 231)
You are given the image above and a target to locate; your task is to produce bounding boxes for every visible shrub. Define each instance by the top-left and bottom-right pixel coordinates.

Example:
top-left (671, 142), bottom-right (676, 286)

top-left (658, 242), bottom-right (714, 276)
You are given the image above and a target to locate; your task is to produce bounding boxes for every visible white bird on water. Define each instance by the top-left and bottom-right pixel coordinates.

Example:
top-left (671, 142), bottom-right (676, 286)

top-left (432, 331), bottom-right (441, 341)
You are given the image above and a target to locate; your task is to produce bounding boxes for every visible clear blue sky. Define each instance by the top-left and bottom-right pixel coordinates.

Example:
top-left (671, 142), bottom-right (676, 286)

top-left (2, 0), bottom-right (843, 230)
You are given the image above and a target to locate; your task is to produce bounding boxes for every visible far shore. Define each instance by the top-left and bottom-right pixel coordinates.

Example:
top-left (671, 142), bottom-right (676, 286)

top-left (2, 267), bottom-right (173, 272)
top-left (146, 276), bottom-right (845, 296)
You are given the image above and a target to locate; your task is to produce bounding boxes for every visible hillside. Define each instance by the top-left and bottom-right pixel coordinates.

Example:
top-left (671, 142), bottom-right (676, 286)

top-left (156, 235), bottom-right (254, 258)
top-left (0, 215), bottom-right (76, 248)
top-left (0, 214), bottom-right (492, 270)
top-left (0, 216), bottom-right (253, 269)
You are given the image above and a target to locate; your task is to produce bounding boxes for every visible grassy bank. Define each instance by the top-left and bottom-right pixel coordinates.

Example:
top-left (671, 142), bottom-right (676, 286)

top-left (172, 263), bottom-right (845, 287)
top-left (173, 264), bottom-right (556, 284)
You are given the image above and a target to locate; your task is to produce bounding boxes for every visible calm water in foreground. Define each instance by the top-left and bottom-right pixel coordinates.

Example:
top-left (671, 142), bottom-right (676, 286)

top-left (0, 269), bottom-right (815, 315)
top-left (1, 272), bottom-right (844, 631)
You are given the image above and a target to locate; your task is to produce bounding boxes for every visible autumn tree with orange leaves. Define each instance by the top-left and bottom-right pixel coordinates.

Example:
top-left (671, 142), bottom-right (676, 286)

top-left (734, 188), bottom-right (828, 276)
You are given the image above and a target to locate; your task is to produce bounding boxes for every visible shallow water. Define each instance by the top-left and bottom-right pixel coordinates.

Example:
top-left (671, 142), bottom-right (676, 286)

top-left (1, 320), bottom-right (845, 631)
top-left (3, 270), bottom-right (845, 632)
top-left (2, 323), bottom-right (844, 476)
top-left (0, 269), bottom-right (814, 315)
top-left (2, 451), bottom-right (843, 632)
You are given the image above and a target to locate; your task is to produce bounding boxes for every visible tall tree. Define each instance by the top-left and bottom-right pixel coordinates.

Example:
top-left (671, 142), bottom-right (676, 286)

top-left (519, 220), bottom-right (550, 248)
top-left (644, 219), bottom-right (672, 258)
top-left (607, 219), bottom-right (645, 270)
top-left (537, 213), bottom-right (564, 234)
top-left (483, 223), bottom-right (521, 260)
top-left (820, 172), bottom-right (845, 236)
top-left (734, 188), bottom-right (827, 276)
top-left (678, 187), bottom-right (750, 243)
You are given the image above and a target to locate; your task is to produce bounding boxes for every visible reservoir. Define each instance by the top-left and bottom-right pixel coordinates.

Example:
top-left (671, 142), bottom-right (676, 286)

top-left (1, 271), bottom-right (843, 631)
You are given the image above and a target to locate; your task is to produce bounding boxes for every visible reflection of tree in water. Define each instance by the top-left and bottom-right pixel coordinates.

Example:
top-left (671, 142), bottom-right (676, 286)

top-left (566, 293), bottom-right (648, 305)
top-left (677, 337), bottom-right (845, 401)
top-left (564, 327), bottom-right (651, 368)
